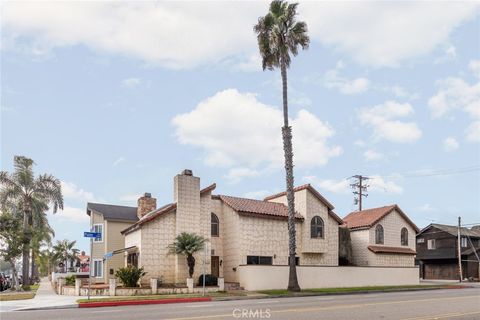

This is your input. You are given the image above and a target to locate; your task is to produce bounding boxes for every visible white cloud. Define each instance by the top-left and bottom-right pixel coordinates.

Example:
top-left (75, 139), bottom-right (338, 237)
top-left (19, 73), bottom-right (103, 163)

top-left (469, 60), bottom-right (480, 79)
top-left (243, 190), bottom-right (271, 200)
top-left (303, 176), bottom-right (350, 194)
top-left (301, 2), bottom-right (479, 67)
top-left (363, 150), bottom-right (384, 162)
top-left (368, 175), bottom-right (403, 194)
top-left (119, 194), bottom-right (141, 202)
top-left (323, 69), bottom-right (369, 95)
top-left (466, 121), bottom-right (480, 142)
top-left (54, 206), bottom-right (89, 223)
top-left (224, 168), bottom-right (260, 184)
top-left (121, 78), bottom-right (141, 87)
top-left (3, 2), bottom-right (477, 69)
top-left (113, 157), bottom-right (126, 166)
top-left (61, 181), bottom-right (95, 202)
top-left (443, 137), bottom-right (459, 152)
top-left (358, 101), bottom-right (422, 143)
top-left (172, 89), bottom-right (342, 171)
top-left (381, 85), bottom-right (419, 100)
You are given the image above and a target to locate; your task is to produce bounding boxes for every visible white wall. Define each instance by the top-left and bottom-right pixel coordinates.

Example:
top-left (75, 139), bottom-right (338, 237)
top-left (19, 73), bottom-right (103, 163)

top-left (238, 265), bottom-right (419, 291)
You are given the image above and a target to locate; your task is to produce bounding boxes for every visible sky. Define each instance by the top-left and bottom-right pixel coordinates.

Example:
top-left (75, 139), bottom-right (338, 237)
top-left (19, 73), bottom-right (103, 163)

top-left (1, 1), bottom-right (479, 252)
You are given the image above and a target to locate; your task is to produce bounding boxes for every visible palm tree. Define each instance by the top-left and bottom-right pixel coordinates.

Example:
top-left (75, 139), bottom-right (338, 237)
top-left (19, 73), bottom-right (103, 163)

top-left (0, 156), bottom-right (63, 290)
top-left (30, 205), bottom-right (55, 281)
top-left (254, 0), bottom-right (309, 292)
top-left (53, 240), bottom-right (79, 273)
top-left (168, 232), bottom-right (207, 278)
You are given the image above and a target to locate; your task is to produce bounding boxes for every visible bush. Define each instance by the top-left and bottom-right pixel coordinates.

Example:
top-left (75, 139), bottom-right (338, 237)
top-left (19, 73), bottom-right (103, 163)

top-left (115, 266), bottom-right (146, 288)
top-left (198, 274), bottom-right (218, 286)
top-left (65, 275), bottom-right (76, 286)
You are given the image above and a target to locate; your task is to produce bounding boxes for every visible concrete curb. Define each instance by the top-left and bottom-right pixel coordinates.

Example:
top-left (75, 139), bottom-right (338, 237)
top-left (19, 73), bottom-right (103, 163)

top-left (15, 304), bottom-right (78, 311)
top-left (78, 297), bottom-right (212, 308)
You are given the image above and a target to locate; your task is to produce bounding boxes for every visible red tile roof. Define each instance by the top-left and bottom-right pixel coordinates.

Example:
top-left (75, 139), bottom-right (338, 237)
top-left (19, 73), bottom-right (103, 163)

top-left (368, 245), bottom-right (416, 255)
top-left (219, 195), bottom-right (304, 220)
top-left (121, 203), bottom-right (177, 235)
top-left (264, 184), bottom-right (335, 210)
top-left (343, 205), bottom-right (419, 233)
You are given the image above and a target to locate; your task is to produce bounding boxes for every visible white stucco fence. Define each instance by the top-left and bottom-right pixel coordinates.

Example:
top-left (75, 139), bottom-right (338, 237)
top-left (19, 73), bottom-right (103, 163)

top-left (238, 265), bottom-right (420, 291)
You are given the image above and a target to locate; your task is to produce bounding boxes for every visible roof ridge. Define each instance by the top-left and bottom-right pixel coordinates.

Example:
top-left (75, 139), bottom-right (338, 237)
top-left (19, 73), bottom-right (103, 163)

top-left (87, 202), bottom-right (137, 209)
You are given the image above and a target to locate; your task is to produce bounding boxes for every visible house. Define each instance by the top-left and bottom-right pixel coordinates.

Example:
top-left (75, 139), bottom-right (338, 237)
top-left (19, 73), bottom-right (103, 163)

top-left (343, 205), bottom-right (419, 267)
top-left (86, 203), bottom-right (138, 283)
top-left (416, 224), bottom-right (480, 280)
top-left (120, 169), bottom-right (343, 285)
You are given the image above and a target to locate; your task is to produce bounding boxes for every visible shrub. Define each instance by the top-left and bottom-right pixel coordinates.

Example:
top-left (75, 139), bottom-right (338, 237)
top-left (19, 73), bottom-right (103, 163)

top-left (198, 274), bottom-right (218, 286)
top-left (115, 266), bottom-right (146, 288)
top-left (65, 275), bottom-right (76, 286)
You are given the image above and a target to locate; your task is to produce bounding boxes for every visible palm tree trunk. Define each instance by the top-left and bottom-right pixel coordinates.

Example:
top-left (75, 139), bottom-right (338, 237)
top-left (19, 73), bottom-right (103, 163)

top-left (22, 207), bottom-right (31, 290)
top-left (10, 260), bottom-right (19, 290)
top-left (281, 60), bottom-right (300, 292)
top-left (187, 255), bottom-right (195, 278)
top-left (31, 250), bottom-right (37, 282)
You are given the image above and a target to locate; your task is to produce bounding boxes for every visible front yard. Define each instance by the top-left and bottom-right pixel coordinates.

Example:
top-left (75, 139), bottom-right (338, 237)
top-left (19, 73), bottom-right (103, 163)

top-left (0, 284), bottom-right (40, 301)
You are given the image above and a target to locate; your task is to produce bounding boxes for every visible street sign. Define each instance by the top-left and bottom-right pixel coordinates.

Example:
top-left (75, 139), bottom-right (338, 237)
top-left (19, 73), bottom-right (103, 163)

top-left (104, 252), bottom-right (113, 260)
top-left (84, 232), bottom-right (101, 238)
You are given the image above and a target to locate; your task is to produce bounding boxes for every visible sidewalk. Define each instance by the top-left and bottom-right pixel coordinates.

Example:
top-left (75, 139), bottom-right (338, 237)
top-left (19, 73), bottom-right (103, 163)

top-left (1, 277), bottom-right (79, 312)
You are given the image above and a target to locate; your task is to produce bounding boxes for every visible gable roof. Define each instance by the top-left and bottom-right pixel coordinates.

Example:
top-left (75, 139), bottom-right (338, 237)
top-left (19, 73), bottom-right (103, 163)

top-left (219, 195), bottom-right (304, 220)
top-left (343, 204), bottom-right (419, 233)
top-left (121, 203), bottom-right (177, 235)
top-left (418, 223), bottom-right (480, 238)
top-left (87, 203), bottom-right (138, 222)
top-left (263, 184), bottom-right (335, 210)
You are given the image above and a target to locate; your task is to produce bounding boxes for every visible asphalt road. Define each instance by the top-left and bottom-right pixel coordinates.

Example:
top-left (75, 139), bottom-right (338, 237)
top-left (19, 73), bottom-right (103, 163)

top-left (2, 287), bottom-right (480, 320)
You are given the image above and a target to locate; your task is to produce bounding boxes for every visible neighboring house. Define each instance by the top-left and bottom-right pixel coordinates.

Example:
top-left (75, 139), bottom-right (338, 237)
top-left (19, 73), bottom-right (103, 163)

top-left (86, 203), bottom-right (138, 283)
top-left (343, 205), bottom-right (419, 267)
top-left (121, 169), bottom-right (343, 285)
top-left (416, 224), bottom-right (480, 280)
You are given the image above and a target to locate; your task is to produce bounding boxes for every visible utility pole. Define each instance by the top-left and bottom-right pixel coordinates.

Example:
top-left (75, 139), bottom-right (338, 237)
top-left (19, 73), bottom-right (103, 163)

top-left (350, 175), bottom-right (369, 211)
top-left (457, 216), bottom-right (463, 282)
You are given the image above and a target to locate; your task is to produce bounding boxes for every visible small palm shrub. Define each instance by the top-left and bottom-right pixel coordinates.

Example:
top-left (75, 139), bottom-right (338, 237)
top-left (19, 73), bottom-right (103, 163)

top-left (65, 275), bottom-right (76, 286)
top-left (115, 266), bottom-right (146, 288)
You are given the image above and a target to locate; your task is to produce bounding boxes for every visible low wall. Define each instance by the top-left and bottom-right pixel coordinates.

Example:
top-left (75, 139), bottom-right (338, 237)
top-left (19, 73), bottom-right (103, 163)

top-left (238, 265), bottom-right (420, 291)
top-left (61, 286), bottom-right (220, 296)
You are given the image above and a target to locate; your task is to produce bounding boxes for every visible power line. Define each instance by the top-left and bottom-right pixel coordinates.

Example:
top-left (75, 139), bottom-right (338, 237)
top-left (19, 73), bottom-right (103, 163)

top-left (349, 175), bottom-right (369, 211)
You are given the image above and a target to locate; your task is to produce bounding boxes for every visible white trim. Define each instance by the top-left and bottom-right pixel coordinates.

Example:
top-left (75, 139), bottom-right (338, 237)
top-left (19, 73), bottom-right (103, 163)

top-left (92, 223), bottom-right (104, 243)
top-left (93, 259), bottom-right (103, 278)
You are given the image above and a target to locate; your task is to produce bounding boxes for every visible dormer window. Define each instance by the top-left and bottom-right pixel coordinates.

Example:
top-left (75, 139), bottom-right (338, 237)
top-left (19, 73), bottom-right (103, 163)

top-left (310, 216), bottom-right (324, 238)
top-left (375, 224), bottom-right (384, 244)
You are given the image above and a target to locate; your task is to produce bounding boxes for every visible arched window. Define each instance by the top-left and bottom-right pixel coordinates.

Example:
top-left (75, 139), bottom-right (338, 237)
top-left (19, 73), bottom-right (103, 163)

top-left (401, 227), bottom-right (408, 246)
top-left (310, 216), bottom-right (324, 238)
top-left (375, 224), bottom-right (384, 244)
top-left (211, 213), bottom-right (219, 237)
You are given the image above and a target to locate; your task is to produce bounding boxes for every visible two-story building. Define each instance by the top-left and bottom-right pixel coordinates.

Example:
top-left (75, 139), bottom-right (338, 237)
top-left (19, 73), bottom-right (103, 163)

top-left (343, 205), bottom-right (419, 267)
top-left (86, 203), bottom-right (138, 283)
top-left (120, 169), bottom-right (344, 285)
top-left (416, 224), bottom-right (480, 280)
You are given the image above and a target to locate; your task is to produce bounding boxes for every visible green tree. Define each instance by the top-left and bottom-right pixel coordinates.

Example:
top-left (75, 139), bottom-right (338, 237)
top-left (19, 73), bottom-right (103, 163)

top-left (53, 239), bottom-right (79, 272)
top-left (0, 210), bottom-right (24, 290)
top-left (37, 248), bottom-right (56, 277)
top-left (168, 232), bottom-right (207, 278)
top-left (0, 156), bottom-right (64, 290)
top-left (115, 266), bottom-right (146, 288)
top-left (30, 206), bottom-right (55, 280)
top-left (254, 0), bottom-right (309, 292)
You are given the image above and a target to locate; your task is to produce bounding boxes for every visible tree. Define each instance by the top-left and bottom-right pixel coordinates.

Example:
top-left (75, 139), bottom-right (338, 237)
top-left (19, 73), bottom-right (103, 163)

top-left (0, 210), bottom-right (24, 290)
top-left (52, 240), bottom-right (79, 273)
top-left (168, 232), bottom-right (207, 278)
top-left (0, 156), bottom-right (64, 290)
top-left (30, 207), bottom-right (55, 281)
top-left (254, 0), bottom-right (309, 292)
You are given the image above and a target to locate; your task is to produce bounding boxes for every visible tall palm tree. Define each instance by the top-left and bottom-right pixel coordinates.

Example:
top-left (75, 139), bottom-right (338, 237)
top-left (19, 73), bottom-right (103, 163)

top-left (254, 0), bottom-right (309, 292)
top-left (30, 205), bottom-right (55, 281)
top-left (0, 156), bottom-right (64, 290)
top-left (53, 240), bottom-right (79, 273)
top-left (168, 232), bottom-right (207, 278)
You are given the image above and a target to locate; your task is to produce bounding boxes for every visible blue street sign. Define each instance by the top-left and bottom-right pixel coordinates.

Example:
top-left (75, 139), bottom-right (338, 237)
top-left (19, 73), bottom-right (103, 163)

top-left (104, 252), bottom-right (113, 260)
top-left (84, 232), bottom-right (101, 238)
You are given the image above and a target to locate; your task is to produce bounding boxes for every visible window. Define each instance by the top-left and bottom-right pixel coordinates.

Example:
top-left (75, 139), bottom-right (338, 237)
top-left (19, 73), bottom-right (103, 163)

top-left (93, 259), bottom-right (103, 278)
top-left (92, 224), bottom-right (103, 242)
top-left (246, 256), bottom-right (273, 265)
top-left (211, 213), bottom-right (219, 237)
top-left (417, 238), bottom-right (425, 244)
top-left (375, 224), bottom-right (384, 244)
top-left (427, 239), bottom-right (436, 250)
top-left (127, 253), bottom-right (139, 268)
top-left (401, 227), bottom-right (408, 246)
top-left (461, 237), bottom-right (468, 248)
top-left (310, 216), bottom-right (324, 238)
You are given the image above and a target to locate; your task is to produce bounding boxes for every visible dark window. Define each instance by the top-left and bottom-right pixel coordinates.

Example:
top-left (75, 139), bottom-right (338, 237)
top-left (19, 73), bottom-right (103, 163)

top-left (375, 224), bottom-right (384, 244)
top-left (401, 227), bottom-right (408, 246)
top-left (247, 256), bottom-right (273, 265)
top-left (310, 216), bottom-right (324, 238)
top-left (127, 253), bottom-right (139, 268)
top-left (211, 213), bottom-right (219, 237)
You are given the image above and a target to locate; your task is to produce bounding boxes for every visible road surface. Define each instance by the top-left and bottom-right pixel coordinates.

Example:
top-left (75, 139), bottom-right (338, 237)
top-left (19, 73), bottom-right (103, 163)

top-left (2, 287), bottom-right (480, 320)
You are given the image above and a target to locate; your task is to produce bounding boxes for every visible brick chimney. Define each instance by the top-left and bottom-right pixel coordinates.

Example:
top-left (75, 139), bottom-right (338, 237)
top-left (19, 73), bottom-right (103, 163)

top-left (137, 192), bottom-right (157, 219)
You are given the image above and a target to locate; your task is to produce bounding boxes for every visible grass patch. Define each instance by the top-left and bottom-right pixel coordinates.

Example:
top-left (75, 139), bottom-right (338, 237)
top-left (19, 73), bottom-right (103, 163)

top-left (259, 285), bottom-right (451, 296)
top-left (0, 284), bottom-right (40, 301)
top-left (77, 291), bottom-right (241, 303)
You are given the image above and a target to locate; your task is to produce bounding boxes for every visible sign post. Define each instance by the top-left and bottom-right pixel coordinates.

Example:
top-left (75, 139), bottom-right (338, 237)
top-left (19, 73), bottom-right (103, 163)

top-left (84, 231), bottom-right (101, 300)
